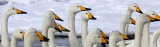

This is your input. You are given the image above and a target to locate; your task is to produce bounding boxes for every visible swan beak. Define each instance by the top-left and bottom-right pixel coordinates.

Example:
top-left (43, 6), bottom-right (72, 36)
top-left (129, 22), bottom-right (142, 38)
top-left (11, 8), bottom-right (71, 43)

top-left (136, 7), bottom-right (143, 13)
top-left (37, 32), bottom-right (49, 42)
top-left (59, 25), bottom-right (70, 32)
top-left (88, 13), bottom-right (96, 20)
top-left (121, 34), bottom-right (129, 40)
top-left (130, 18), bottom-right (136, 25)
top-left (100, 31), bottom-right (107, 39)
top-left (21, 32), bottom-right (25, 39)
top-left (80, 6), bottom-right (91, 11)
top-left (54, 22), bottom-right (62, 33)
top-left (148, 16), bottom-right (160, 22)
top-left (54, 14), bottom-right (63, 21)
top-left (155, 14), bottom-right (160, 20)
top-left (101, 37), bottom-right (108, 44)
top-left (15, 9), bottom-right (27, 14)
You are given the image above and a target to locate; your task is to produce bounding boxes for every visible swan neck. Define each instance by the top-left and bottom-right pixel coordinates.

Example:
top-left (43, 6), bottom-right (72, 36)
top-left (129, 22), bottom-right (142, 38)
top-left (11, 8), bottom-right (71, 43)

top-left (126, 9), bottom-right (133, 17)
top-left (142, 23), bottom-right (150, 47)
top-left (68, 11), bottom-right (80, 47)
top-left (81, 19), bottom-right (88, 46)
top-left (1, 14), bottom-right (10, 47)
top-left (84, 40), bottom-right (93, 47)
top-left (109, 40), bottom-right (116, 47)
top-left (11, 36), bottom-right (17, 47)
top-left (48, 28), bottom-right (56, 47)
top-left (24, 40), bottom-right (33, 47)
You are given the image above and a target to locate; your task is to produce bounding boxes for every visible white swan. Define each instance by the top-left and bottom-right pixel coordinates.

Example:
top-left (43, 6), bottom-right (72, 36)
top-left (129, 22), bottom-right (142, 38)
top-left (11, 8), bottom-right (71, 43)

top-left (150, 28), bottom-right (160, 47)
top-left (48, 22), bottom-right (70, 47)
top-left (81, 11), bottom-right (96, 46)
top-left (24, 28), bottom-right (49, 47)
top-left (68, 4), bottom-right (91, 47)
top-left (1, 6), bottom-right (27, 47)
top-left (134, 13), bottom-right (158, 47)
top-left (142, 10), bottom-right (160, 47)
top-left (11, 29), bottom-right (25, 47)
top-left (109, 31), bottom-right (129, 47)
top-left (42, 11), bottom-right (63, 47)
top-left (120, 2), bottom-right (142, 35)
top-left (84, 28), bottom-right (107, 47)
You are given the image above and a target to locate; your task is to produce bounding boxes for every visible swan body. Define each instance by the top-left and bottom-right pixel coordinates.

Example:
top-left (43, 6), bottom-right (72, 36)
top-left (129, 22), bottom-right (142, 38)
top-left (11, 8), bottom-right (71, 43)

top-left (1, 6), bottom-right (27, 47)
top-left (24, 28), bottom-right (49, 47)
top-left (68, 4), bottom-right (91, 47)
top-left (42, 11), bottom-right (63, 47)
top-left (81, 11), bottom-right (96, 46)
top-left (134, 12), bottom-right (158, 47)
top-left (142, 10), bottom-right (160, 47)
top-left (84, 28), bottom-right (107, 47)
top-left (11, 29), bottom-right (25, 47)
top-left (120, 2), bottom-right (142, 35)
top-left (109, 31), bottom-right (129, 47)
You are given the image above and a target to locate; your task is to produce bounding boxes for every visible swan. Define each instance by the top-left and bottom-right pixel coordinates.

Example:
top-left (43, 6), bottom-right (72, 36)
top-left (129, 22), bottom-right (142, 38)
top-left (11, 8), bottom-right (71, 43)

top-left (150, 28), bottom-right (160, 47)
top-left (81, 11), bottom-right (96, 46)
top-left (84, 28), bottom-right (107, 47)
top-left (48, 22), bottom-right (70, 47)
top-left (68, 4), bottom-right (91, 47)
top-left (11, 29), bottom-right (25, 47)
top-left (134, 13), bottom-right (159, 47)
top-left (120, 2), bottom-right (143, 35)
top-left (109, 31), bottom-right (129, 47)
top-left (24, 28), bottom-right (49, 47)
top-left (1, 6), bottom-right (27, 47)
top-left (141, 10), bottom-right (160, 47)
top-left (42, 11), bottom-right (63, 47)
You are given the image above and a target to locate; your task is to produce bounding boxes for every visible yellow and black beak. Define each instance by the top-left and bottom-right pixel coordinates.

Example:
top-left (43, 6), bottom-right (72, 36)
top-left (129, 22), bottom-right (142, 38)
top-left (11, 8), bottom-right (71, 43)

top-left (130, 18), bottom-right (136, 25)
top-left (54, 22), bottom-right (62, 33)
top-left (101, 37), bottom-right (108, 44)
top-left (59, 25), bottom-right (70, 32)
top-left (100, 31), bottom-right (108, 39)
top-left (79, 6), bottom-right (91, 11)
top-left (22, 32), bottom-right (25, 39)
top-left (88, 13), bottom-right (96, 20)
top-left (54, 14), bottom-right (63, 21)
top-left (148, 16), bottom-right (160, 22)
top-left (15, 9), bottom-right (27, 14)
top-left (37, 32), bottom-right (49, 42)
top-left (121, 34), bottom-right (129, 40)
top-left (154, 14), bottom-right (160, 20)
top-left (136, 7), bottom-right (143, 13)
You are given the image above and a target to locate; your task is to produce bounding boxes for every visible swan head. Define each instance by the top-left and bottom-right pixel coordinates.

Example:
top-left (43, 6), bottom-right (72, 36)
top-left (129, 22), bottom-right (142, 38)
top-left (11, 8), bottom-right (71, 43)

top-left (109, 31), bottom-right (129, 42)
top-left (54, 22), bottom-right (70, 33)
top-left (128, 3), bottom-right (143, 13)
top-left (46, 11), bottom-right (63, 21)
top-left (82, 11), bottom-right (96, 20)
top-left (146, 10), bottom-right (160, 22)
top-left (89, 28), bottom-right (108, 44)
top-left (12, 29), bottom-right (25, 39)
top-left (25, 28), bottom-right (49, 43)
top-left (3, 6), bottom-right (27, 16)
top-left (70, 4), bottom-right (91, 13)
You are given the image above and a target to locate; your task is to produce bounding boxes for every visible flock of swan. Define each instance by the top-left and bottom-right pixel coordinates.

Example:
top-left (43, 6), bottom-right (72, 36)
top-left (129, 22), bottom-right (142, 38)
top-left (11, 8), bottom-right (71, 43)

top-left (1, 2), bottom-right (160, 47)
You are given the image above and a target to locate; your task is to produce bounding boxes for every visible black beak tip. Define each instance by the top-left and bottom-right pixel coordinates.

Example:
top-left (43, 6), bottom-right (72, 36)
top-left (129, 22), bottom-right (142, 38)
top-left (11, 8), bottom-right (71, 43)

top-left (85, 8), bottom-right (91, 10)
top-left (43, 36), bottom-right (50, 42)
top-left (138, 11), bottom-right (143, 14)
top-left (59, 19), bottom-right (63, 22)
top-left (65, 29), bottom-right (70, 32)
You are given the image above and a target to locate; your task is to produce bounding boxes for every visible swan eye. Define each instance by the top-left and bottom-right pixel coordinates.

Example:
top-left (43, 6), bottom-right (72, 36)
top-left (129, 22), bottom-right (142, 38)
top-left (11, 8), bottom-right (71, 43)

top-left (37, 35), bottom-right (39, 36)
top-left (86, 13), bottom-right (88, 14)
top-left (153, 14), bottom-right (154, 15)
top-left (134, 6), bottom-right (136, 7)
top-left (13, 8), bottom-right (14, 10)
top-left (20, 32), bottom-right (22, 33)
top-left (77, 6), bottom-right (79, 7)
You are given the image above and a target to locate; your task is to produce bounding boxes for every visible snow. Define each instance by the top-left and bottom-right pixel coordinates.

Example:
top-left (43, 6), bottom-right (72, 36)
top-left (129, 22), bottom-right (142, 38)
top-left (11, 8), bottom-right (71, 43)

top-left (0, 0), bottom-right (160, 36)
